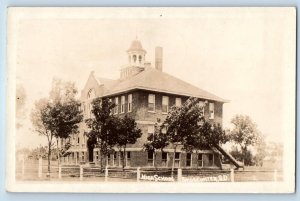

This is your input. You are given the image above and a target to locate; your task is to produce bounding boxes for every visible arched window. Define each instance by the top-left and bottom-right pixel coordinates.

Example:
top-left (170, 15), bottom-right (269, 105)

top-left (138, 55), bottom-right (142, 64)
top-left (87, 89), bottom-right (96, 100)
top-left (133, 55), bottom-right (137, 62)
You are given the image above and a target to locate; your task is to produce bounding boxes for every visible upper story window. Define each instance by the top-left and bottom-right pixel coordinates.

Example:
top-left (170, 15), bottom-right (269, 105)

top-left (198, 101), bottom-right (205, 117)
top-left (121, 96), bottom-right (125, 113)
top-left (148, 94), bottom-right (155, 112)
top-left (147, 125), bottom-right (154, 141)
top-left (175, 97), bottom-right (182, 107)
top-left (114, 97), bottom-right (119, 114)
top-left (128, 94), bottom-right (132, 112)
top-left (87, 88), bottom-right (96, 100)
top-left (162, 96), bottom-right (169, 113)
top-left (209, 102), bottom-right (215, 119)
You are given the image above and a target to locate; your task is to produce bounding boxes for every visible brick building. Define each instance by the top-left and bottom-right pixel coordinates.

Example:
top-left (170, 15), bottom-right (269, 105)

top-left (61, 39), bottom-right (229, 169)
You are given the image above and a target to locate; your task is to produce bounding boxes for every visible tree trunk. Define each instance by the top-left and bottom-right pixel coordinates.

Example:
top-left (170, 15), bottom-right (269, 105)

top-left (154, 152), bottom-right (157, 171)
top-left (171, 146), bottom-right (177, 178)
top-left (122, 147), bottom-right (126, 171)
top-left (196, 150), bottom-right (199, 169)
top-left (47, 141), bottom-right (51, 175)
top-left (99, 150), bottom-right (103, 171)
top-left (56, 138), bottom-right (60, 167)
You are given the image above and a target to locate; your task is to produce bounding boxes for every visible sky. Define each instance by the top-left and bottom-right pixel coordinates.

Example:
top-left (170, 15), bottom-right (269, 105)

top-left (12, 8), bottom-right (295, 149)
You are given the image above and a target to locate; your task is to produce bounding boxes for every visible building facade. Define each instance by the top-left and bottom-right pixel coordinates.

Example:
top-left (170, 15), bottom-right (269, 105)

top-left (60, 39), bottom-right (228, 169)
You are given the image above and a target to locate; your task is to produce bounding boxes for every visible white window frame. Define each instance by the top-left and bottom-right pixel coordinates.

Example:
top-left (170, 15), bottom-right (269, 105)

top-left (198, 101), bottom-right (205, 117)
top-left (114, 97), bottom-right (118, 114)
top-left (128, 94), bottom-right (132, 112)
top-left (209, 102), bottom-right (215, 119)
top-left (161, 152), bottom-right (169, 167)
top-left (147, 125), bottom-right (154, 141)
top-left (175, 97), bottom-right (182, 107)
top-left (198, 153), bottom-right (203, 167)
top-left (148, 94), bottom-right (155, 112)
top-left (162, 96), bottom-right (169, 113)
top-left (147, 151), bottom-right (154, 166)
top-left (186, 153), bottom-right (192, 167)
top-left (126, 151), bottom-right (131, 167)
top-left (121, 96), bottom-right (125, 113)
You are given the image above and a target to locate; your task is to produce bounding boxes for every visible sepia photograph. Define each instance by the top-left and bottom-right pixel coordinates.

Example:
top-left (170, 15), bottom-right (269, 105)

top-left (6, 7), bottom-right (295, 193)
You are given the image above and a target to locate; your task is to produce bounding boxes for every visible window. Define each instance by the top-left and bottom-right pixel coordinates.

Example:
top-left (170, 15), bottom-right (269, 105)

top-left (119, 152), bottom-right (123, 167)
top-left (139, 55), bottom-right (142, 63)
top-left (186, 153), bottom-right (192, 167)
top-left (198, 154), bottom-right (203, 167)
top-left (175, 97), bottom-right (182, 107)
top-left (175, 152), bottom-right (180, 168)
top-left (121, 96), bottom-right (125, 113)
top-left (113, 152), bottom-right (117, 166)
top-left (147, 125), bottom-right (154, 141)
top-left (162, 96), bottom-right (169, 113)
top-left (126, 152), bottom-right (131, 167)
top-left (162, 152), bottom-right (168, 167)
top-left (114, 97), bottom-right (118, 114)
top-left (107, 154), bottom-right (111, 165)
top-left (128, 94), bottom-right (132, 112)
top-left (198, 101), bottom-right (205, 117)
top-left (77, 137), bottom-right (80, 145)
top-left (209, 103), bottom-right (214, 119)
top-left (148, 94), bottom-right (155, 112)
top-left (133, 55), bottom-right (137, 62)
top-left (81, 152), bottom-right (85, 161)
top-left (147, 151), bottom-right (154, 166)
top-left (95, 151), bottom-right (99, 160)
top-left (208, 154), bottom-right (214, 166)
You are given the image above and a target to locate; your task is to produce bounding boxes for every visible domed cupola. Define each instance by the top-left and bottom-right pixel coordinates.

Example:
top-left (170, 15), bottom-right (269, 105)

top-left (126, 39), bottom-right (147, 68)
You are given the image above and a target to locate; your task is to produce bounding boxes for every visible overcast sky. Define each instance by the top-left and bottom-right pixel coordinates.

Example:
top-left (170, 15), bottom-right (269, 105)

top-left (12, 8), bottom-right (295, 149)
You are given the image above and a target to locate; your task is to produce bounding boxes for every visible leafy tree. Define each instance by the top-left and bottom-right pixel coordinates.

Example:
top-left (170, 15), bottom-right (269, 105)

top-left (253, 134), bottom-right (267, 166)
top-left (162, 97), bottom-right (204, 175)
top-left (230, 145), bottom-right (255, 166)
top-left (85, 98), bottom-right (119, 169)
top-left (143, 119), bottom-right (169, 169)
top-left (116, 115), bottom-right (142, 170)
top-left (31, 79), bottom-right (83, 175)
top-left (229, 115), bottom-right (259, 165)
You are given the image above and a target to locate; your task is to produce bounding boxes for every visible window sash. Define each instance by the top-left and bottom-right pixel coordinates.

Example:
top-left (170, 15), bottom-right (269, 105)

top-left (175, 98), bottom-right (182, 107)
top-left (128, 94), bottom-right (132, 112)
top-left (148, 94), bottom-right (155, 111)
top-left (162, 96), bottom-right (169, 113)
top-left (114, 97), bottom-right (118, 114)
top-left (121, 96), bottom-right (125, 113)
top-left (198, 101), bottom-right (205, 116)
top-left (209, 103), bottom-right (214, 119)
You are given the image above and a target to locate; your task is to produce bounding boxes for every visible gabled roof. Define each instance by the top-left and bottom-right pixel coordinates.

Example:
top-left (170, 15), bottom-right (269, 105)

top-left (94, 68), bottom-right (227, 103)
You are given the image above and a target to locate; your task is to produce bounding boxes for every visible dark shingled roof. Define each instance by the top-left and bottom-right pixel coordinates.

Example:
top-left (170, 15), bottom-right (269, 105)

top-left (96, 68), bottom-right (227, 103)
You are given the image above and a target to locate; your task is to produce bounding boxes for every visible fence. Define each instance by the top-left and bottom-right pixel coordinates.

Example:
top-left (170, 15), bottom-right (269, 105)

top-left (16, 157), bottom-right (282, 182)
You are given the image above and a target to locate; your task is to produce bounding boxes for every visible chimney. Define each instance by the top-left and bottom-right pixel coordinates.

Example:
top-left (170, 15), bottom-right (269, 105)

top-left (155, 47), bottom-right (163, 71)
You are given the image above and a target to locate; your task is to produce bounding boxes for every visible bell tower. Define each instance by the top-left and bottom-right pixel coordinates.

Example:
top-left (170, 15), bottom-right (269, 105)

top-left (127, 39), bottom-right (146, 67)
top-left (120, 39), bottom-right (148, 79)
